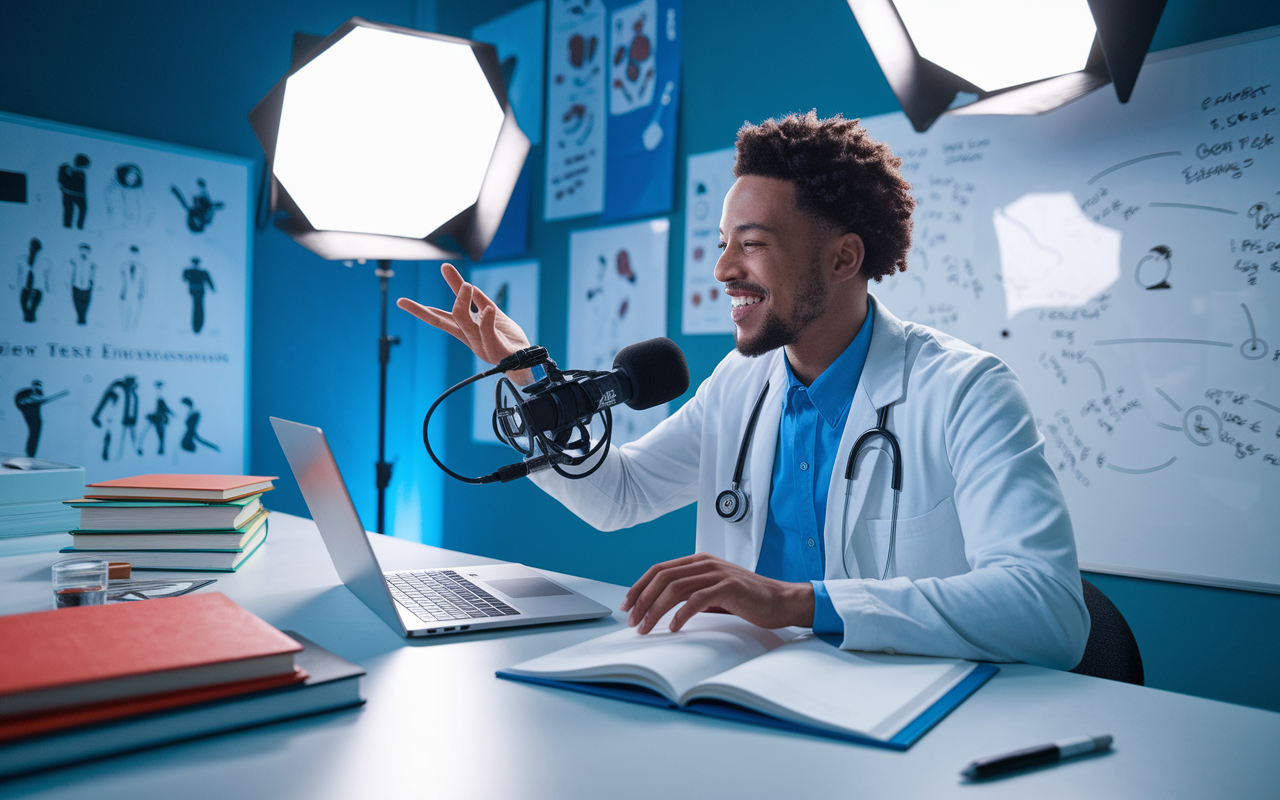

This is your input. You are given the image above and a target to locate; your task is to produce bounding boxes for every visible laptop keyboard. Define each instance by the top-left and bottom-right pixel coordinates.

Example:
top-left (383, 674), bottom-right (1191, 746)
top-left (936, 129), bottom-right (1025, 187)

top-left (386, 569), bottom-right (521, 624)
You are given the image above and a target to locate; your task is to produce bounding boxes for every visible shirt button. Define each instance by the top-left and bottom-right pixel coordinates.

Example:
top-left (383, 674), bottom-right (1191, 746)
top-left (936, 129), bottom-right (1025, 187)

top-left (884, 648), bottom-right (896, 655)
top-left (799, 462), bottom-right (809, 471)
top-left (807, 538), bottom-right (816, 547)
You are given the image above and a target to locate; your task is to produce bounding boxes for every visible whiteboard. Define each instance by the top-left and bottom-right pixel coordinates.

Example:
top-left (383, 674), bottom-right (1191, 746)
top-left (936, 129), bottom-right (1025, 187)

top-left (862, 28), bottom-right (1280, 592)
top-left (0, 112), bottom-right (251, 483)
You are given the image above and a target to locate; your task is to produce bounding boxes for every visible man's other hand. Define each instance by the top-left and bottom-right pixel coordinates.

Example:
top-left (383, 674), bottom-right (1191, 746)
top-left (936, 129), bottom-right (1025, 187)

top-left (621, 553), bottom-right (815, 634)
top-left (397, 263), bottom-right (534, 384)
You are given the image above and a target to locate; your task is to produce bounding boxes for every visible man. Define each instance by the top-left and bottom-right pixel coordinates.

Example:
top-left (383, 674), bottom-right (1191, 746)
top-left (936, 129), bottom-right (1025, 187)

top-left (399, 112), bottom-right (1089, 670)
top-left (70, 243), bottom-right (96, 325)
top-left (58, 153), bottom-right (90, 230)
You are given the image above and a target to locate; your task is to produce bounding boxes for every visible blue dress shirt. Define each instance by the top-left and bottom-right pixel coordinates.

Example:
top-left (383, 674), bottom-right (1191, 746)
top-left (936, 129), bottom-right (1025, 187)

top-left (754, 305), bottom-right (873, 636)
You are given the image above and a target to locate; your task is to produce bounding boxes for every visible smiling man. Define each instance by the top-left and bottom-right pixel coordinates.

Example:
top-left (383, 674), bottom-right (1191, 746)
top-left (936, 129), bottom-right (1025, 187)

top-left (400, 111), bottom-right (1089, 669)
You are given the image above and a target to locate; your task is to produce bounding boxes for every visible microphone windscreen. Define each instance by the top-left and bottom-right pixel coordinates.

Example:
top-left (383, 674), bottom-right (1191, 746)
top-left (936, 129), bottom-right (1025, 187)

top-left (614, 337), bottom-right (690, 410)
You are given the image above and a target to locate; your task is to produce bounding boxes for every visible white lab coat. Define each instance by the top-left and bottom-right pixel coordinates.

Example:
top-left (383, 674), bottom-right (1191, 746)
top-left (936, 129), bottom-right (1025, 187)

top-left (532, 296), bottom-right (1090, 670)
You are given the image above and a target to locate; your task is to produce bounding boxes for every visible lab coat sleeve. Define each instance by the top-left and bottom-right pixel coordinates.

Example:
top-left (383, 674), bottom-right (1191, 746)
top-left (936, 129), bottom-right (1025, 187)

top-left (526, 374), bottom-right (706, 531)
top-left (825, 356), bottom-right (1090, 670)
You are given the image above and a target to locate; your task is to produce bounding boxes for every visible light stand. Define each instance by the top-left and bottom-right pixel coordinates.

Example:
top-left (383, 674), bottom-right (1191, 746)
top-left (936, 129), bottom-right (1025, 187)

top-left (375, 260), bottom-right (400, 534)
top-left (249, 17), bottom-right (529, 536)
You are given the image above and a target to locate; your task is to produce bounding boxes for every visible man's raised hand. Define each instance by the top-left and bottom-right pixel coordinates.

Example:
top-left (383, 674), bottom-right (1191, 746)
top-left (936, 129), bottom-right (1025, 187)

top-left (397, 263), bottom-right (534, 382)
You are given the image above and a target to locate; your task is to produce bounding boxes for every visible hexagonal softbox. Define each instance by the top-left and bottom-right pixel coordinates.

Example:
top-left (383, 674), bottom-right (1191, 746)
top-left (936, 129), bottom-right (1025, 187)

top-left (250, 18), bottom-right (530, 261)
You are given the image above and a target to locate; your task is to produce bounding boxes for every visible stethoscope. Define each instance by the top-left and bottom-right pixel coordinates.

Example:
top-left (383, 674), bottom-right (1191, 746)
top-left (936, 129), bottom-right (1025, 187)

top-left (715, 381), bottom-right (904, 581)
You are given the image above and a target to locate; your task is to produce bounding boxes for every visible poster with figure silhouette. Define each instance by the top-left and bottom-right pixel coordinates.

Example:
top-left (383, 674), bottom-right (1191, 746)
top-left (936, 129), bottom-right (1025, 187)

top-left (568, 218), bottom-right (668, 446)
top-left (467, 261), bottom-right (540, 445)
top-left (0, 110), bottom-right (250, 482)
top-left (473, 1), bottom-right (546, 147)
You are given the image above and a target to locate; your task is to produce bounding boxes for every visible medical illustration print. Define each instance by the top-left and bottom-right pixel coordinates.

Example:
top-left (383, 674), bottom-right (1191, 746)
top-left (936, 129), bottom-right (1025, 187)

top-left (568, 218), bottom-right (669, 446)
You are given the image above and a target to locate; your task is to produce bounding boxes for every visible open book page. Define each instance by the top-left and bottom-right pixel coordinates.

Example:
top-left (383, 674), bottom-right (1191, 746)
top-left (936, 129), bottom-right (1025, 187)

top-left (684, 634), bottom-right (974, 741)
top-left (502, 611), bottom-right (802, 701)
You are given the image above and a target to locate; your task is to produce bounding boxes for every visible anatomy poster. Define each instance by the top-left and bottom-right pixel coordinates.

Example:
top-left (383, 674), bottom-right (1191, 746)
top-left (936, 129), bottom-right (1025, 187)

top-left (568, 218), bottom-right (669, 445)
top-left (682, 147), bottom-right (735, 334)
top-left (601, 0), bottom-right (681, 221)
top-left (469, 260), bottom-right (540, 445)
top-left (0, 111), bottom-right (250, 482)
top-left (545, 0), bottom-right (607, 221)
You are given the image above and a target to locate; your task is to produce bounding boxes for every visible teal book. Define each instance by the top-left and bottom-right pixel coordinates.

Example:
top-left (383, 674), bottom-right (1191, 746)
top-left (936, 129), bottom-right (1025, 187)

top-left (498, 614), bottom-right (996, 750)
top-left (66, 494), bottom-right (263, 531)
top-left (60, 518), bottom-right (268, 572)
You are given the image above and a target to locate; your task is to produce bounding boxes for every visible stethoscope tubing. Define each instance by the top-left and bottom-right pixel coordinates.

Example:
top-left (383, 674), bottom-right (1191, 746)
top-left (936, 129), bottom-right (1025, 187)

top-left (719, 382), bottom-right (903, 581)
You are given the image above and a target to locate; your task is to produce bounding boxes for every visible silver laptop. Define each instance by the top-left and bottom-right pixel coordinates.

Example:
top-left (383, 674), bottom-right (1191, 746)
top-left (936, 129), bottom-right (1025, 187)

top-left (271, 417), bottom-right (612, 637)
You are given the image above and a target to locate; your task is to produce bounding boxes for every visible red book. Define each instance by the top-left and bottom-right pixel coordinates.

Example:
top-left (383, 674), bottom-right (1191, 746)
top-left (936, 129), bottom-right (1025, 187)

top-left (0, 668), bottom-right (307, 743)
top-left (0, 593), bottom-right (302, 718)
top-left (84, 474), bottom-right (277, 502)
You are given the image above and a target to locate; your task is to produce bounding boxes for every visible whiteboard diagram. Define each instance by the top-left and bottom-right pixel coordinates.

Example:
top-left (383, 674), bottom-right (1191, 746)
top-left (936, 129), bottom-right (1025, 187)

top-left (862, 29), bottom-right (1280, 590)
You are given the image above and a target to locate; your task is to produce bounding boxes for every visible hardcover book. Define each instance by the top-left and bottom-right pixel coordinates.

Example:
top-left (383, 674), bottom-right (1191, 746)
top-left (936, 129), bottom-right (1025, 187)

top-left (499, 613), bottom-right (997, 750)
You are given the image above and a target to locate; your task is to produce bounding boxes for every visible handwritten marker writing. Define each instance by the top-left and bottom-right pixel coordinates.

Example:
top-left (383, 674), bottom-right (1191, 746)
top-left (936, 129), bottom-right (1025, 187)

top-left (962, 734), bottom-right (1113, 779)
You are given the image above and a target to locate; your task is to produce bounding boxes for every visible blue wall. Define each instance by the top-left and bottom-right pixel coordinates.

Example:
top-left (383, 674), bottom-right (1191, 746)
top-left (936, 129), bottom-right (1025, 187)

top-left (3, 0), bottom-right (1278, 714)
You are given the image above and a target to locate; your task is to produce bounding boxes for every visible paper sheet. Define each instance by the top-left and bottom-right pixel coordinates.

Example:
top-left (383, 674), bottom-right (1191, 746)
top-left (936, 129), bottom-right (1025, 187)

top-left (545, 0), bottom-right (607, 220)
top-left (468, 261), bottom-right (540, 445)
top-left (681, 147), bottom-right (736, 334)
top-left (567, 218), bottom-right (669, 445)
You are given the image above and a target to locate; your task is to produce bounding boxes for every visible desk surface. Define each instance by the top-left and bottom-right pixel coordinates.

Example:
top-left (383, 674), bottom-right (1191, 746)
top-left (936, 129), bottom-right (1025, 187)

top-left (1, 513), bottom-right (1277, 799)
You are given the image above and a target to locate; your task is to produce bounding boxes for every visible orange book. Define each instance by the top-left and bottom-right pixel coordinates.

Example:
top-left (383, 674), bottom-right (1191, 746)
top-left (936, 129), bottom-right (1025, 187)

top-left (0, 668), bottom-right (307, 743)
top-left (0, 593), bottom-right (302, 718)
top-left (83, 474), bottom-right (277, 502)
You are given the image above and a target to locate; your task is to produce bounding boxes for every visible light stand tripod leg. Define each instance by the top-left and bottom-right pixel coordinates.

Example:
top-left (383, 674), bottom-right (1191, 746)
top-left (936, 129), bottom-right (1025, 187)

top-left (375, 259), bottom-right (401, 534)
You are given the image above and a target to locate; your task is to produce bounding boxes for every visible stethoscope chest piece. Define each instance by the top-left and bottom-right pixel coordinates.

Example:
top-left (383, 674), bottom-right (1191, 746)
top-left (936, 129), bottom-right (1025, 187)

top-left (716, 487), bottom-right (749, 523)
top-left (716, 381), bottom-right (771, 524)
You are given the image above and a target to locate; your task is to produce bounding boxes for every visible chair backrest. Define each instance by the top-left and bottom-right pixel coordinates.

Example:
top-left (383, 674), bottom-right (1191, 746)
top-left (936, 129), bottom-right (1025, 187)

top-left (1070, 578), bottom-right (1144, 685)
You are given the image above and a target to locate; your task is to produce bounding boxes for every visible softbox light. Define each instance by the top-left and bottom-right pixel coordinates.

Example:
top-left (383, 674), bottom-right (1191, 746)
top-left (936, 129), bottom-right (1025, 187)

top-left (249, 17), bottom-right (530, 261)
top-left (847, 0), bottom-right (1168, 132)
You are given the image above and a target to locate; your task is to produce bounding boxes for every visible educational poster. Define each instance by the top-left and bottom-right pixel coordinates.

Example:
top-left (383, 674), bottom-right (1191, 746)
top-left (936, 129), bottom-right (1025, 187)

top-left (568, 218), bottom-right (669, 445)
top-left (469, 260), bottom-right (540, 445)
top-left (472, 1), bottom-right (547, 147)
top-left (600, 0), bottom-right (682, 221)
top-left (863, 30), bottom-right (1280, 589)
top-left (0, 112), bottom-right (250, 483)
top-left (681, 147), bottom-right (736, 334)
top-left (545, 0), bottom-right (607, 220)
top-left (473, 2), bottom-right (546, 261)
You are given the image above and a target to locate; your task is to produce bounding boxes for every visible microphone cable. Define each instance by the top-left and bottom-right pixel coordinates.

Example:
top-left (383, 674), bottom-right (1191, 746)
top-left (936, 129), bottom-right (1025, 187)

top-left (421, 346), bottom-right (614, 484)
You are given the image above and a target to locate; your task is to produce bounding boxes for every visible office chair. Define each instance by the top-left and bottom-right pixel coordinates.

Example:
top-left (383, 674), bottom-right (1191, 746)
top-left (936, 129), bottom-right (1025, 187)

top-left (1070, 578), bottom-right (1144, 686)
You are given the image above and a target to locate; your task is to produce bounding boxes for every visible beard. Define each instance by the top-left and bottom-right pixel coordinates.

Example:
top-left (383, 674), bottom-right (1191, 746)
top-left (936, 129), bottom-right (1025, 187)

top-left (734, 257), bottom-right (828, 358)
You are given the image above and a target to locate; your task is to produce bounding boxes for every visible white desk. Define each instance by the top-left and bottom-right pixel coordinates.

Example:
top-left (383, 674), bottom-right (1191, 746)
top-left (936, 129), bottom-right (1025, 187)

top-left (1, 512), bottom-right (1277, 799)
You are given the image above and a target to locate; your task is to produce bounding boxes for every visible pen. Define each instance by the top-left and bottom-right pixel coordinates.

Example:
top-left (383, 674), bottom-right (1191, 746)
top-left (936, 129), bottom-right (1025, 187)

top-left (961, 734), bottom-right (1113, 779)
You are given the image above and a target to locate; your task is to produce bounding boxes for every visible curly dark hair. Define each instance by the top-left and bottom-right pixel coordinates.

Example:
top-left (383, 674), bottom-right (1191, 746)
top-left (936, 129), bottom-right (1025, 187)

top-left (734, 111), bottom-right (915, 282)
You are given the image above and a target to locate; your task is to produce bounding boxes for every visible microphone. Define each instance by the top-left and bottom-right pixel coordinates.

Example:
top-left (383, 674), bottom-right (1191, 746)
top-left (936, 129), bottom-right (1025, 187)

top-left (520, 337), bottom-right (690, 433)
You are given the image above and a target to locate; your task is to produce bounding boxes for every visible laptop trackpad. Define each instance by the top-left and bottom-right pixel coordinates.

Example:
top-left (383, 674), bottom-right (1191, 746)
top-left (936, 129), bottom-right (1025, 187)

top-left (486, 577), bottom-right (573, 598)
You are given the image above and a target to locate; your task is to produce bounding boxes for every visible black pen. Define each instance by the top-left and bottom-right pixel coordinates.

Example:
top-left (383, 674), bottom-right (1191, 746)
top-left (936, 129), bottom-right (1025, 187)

top-left (962, 734), bottom-right (1113, 779)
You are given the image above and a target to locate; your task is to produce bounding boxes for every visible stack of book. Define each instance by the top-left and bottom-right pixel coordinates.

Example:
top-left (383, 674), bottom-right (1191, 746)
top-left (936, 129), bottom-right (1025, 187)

top-left (0, 456), bottom-right (83, 540)
top-left (60, 474), bottom-right (277, 571)
top-left (0, 592), bottom-right (364, 778)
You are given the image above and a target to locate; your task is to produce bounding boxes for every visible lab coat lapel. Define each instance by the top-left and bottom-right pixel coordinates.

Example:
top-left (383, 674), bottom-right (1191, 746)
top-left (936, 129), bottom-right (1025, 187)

top-left (824, 294), bottom-right (908, 580)
top-left (738, 353), bottom-right (788, 571)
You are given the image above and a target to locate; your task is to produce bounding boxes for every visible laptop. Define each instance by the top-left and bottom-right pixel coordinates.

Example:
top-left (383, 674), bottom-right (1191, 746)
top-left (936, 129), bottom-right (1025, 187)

top-left (271, 417), bottom-right (612, 637)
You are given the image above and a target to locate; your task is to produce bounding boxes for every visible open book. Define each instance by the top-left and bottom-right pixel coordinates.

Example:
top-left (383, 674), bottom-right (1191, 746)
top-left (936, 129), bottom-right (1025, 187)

top-left (498, 613), bottom-right (997, 749)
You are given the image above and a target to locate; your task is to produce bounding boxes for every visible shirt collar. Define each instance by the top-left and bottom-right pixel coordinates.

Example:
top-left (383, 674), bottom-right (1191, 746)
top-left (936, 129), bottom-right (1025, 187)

top-left (782, 301), bottom-right (874, 428)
